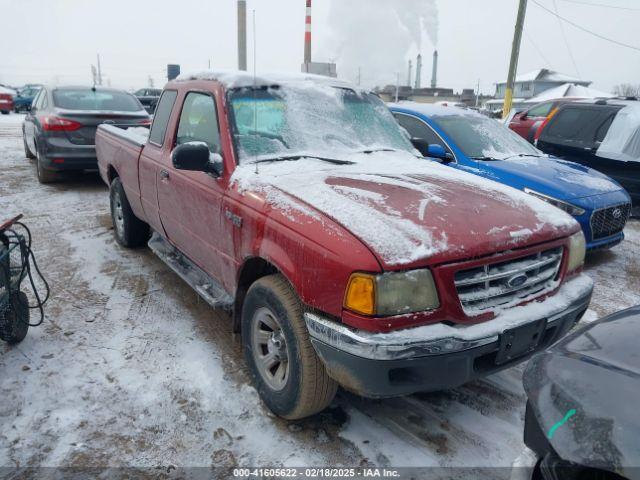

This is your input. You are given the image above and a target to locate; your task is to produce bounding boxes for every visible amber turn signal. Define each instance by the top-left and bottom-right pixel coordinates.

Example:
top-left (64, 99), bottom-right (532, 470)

top-left (344, 273), bottom-right (376, 315)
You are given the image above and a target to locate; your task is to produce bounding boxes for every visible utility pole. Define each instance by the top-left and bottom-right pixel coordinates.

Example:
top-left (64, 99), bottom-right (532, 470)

top-left (476, 79), bottom-right (481, 108)
top-left (503, 0), bottom-right (528, 118)
top-left (357, 67), bottom-right (361, 86)
top-left (96, 54), bottom-right (103, 86)
top-left (407, 60), bottom-right (412, 87)
top-left (395, 73), bottom-right (400, 103)
top-left (238, 0), bottom-right (247, 71)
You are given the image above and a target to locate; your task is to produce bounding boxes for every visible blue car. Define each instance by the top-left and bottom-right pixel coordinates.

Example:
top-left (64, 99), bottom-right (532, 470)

top-left (390, 103), bottom-right (632, 250)
top-left (13, 85), bottom-right (41, 113)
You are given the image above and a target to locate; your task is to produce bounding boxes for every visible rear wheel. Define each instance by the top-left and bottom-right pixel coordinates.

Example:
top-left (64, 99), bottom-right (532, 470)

top-left (35, 145), bottom-right (59, 184)
top-left (36, 157), bottom-right (59, 183)
top-left (1, 111), bottom-right (9, 115)
top-left (242, 274), bottom-right (337, 419)
top-left (110, 177), bottom-right (150, 248)
top-left (0, 292), bottom-right (30, 344)
top-left (23, 133), bottom-right (35, 159)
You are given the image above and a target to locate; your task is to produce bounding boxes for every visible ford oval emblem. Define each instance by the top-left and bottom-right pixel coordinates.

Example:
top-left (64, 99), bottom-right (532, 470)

top-left (612, 208), bottom-right (622, 219)
top-left (507, 273), bottom-right (528, 288)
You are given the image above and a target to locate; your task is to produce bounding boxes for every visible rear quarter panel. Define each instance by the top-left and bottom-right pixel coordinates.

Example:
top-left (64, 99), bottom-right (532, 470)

top-left (95, 127), bottom-right (146, 220)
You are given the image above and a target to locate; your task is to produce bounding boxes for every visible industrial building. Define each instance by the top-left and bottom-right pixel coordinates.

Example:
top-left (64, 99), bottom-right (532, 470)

top-left (375, 51), bottom-right (489, 107)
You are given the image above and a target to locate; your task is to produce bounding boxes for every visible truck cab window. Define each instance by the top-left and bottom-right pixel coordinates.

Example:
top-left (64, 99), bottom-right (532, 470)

top-left (149, 90), bottom-right (177, 146)
top-left (176, 92), bottom-right (221, 152)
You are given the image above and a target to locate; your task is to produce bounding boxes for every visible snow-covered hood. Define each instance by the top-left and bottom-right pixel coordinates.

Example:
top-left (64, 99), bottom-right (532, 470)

top-left (231, 152), bottom-right (580, 269)
top-left (477, 156), bottom-right (624, 201)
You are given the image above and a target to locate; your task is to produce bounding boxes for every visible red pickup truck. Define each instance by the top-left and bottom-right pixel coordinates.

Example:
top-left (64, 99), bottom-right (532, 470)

top-left (96, 72), bottom-right (593, 419)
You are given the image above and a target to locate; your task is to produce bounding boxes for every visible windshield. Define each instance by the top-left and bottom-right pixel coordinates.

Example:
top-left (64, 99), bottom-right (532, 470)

top-left (53, 89), bottom-right (143, 112)
top-left (433, 113), bottom-right (541, 159)
top-left (229, 84), bottom-right (415, 163)
top-left (597, 104), bottom-right (640, 162)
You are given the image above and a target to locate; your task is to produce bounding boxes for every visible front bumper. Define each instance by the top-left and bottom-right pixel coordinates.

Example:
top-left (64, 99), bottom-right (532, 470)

top-left (305, 275), bottom-right (593, 398)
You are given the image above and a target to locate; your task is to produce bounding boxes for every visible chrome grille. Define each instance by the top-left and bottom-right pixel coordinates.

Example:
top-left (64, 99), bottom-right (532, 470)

top-left (454, 247), bottom-right (563, 315)
top-left (590, 203), bottom-right (630, 240)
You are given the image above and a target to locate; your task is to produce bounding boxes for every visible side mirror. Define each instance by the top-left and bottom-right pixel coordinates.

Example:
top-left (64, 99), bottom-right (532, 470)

top-left (410, 137), bottom-right (431, 156)
top-left (172, 142), bottom-right (223, 177)
top-left (426, 144), bottom-right (453, 162)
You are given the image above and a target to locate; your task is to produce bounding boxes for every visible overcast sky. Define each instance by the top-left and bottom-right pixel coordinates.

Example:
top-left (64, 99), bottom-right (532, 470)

top-left (1, 0), bottom-right (638, 94)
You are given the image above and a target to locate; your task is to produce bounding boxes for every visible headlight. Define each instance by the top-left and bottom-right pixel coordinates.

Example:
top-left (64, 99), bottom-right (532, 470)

top-left (524, 188), bottom-right (586, 216)
top-left (567, 231), bottom-right (586, 273)
top-left (344, 269), bottom-right (440, 316)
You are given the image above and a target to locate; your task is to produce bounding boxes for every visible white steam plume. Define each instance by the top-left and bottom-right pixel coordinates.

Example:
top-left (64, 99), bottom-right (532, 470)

top-left (320, 0), bottom-right (438, 88)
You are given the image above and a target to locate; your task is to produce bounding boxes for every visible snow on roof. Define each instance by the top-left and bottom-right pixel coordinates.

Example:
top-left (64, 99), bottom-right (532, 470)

top-left (390, 101), bottom-right (482, 118)
top-left (524, 83), bottom-right (614, 104)
top-left (176, 69), bottom-right (356, 90)
top-left (0, 85), bottom-right (16, 95)
top-left (498, 68), bottom-right (589, 85)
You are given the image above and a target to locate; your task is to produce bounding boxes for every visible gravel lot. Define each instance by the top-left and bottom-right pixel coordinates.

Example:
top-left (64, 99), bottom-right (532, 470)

top-left (1, 113), bottom-right (638, 475)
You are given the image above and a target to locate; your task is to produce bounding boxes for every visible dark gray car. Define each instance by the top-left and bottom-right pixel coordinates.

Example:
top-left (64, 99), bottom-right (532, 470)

top-left (522, 306), bottom-right (640, 479)
top-left (134, 88), bottom-right (162, 114)
top-left (23, 86), bottom-right (150, 183)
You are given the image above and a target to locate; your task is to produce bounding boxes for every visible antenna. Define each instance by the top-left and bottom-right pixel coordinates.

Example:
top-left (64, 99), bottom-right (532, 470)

top-left (253, 9), bottom-right (259, 174)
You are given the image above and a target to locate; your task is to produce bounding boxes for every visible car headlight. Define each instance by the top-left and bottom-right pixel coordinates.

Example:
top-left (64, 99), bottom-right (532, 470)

top-left (567, 231), bottom-right (586, 273)
top-left (344, 269), bottom-right (440, 316)
top-left (524, 188), bottom-right (586, 216)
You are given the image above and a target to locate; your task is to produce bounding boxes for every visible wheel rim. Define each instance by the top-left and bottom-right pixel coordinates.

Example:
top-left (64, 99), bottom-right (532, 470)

top-left (251, 306), bottom-right (289, 392)
top-left (113, 191), bottom-right (125, 238)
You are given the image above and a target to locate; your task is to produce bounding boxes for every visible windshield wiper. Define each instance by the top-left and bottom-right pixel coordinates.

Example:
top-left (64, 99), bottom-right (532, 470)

top-left (253, 154), bottom-right (355, 165)
top-left (356, 148), bottom-right (399, 154)
top-left (500, 153), bottom-right (546, 160)
top-left (470, 156), bottom-right (497, 161)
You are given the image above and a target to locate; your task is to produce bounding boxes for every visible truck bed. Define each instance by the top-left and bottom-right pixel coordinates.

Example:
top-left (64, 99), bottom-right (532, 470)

top-left (95, 124), bottom-right (149, 220)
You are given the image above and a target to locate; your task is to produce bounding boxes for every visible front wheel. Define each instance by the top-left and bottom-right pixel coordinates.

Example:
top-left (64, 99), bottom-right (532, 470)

top-left (110, 177), bottom-right (150, 248)
top-left (242, 274), bottom-right (337, 419)
top-left (0, 292), bottom-right (30, 344)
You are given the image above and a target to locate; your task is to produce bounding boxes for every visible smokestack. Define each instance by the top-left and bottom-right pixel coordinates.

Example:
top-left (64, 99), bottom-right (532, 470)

top-left (431, 50), bottom-right (438, 89)
top-left (237, 0), bottom-right (247, 71)
top-left (304, 0), bottom-right (312, 64)
top-left (407, 60), bottom-right (412, 87)
top-left (415, 54), bottom-right (422, 89)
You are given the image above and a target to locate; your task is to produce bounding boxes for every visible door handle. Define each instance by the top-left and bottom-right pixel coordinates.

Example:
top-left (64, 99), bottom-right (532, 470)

top-left (160, 169), bottom-right (170, 180)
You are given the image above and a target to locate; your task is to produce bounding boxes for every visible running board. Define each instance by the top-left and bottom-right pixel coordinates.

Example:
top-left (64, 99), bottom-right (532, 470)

top-left (148, 233), bottom-right (234, 310)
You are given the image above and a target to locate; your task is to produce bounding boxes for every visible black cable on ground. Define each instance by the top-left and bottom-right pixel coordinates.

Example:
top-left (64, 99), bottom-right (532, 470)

top-left (8, 222), bottom-right (50, 327)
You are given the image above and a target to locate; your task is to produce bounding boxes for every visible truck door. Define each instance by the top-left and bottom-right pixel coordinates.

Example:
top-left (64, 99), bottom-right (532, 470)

top-left (156, 90), bottom-right (230, 283)
top-left (139, 89), bottom-right (178, 236)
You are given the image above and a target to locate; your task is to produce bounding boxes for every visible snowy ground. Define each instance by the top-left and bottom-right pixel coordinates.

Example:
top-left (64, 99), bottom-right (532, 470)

top-left (0, 112), bottom-right (638, 475)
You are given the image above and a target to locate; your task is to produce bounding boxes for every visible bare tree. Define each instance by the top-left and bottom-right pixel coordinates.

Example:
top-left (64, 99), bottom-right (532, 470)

top-left (613, 83), bottom-right (640, 97)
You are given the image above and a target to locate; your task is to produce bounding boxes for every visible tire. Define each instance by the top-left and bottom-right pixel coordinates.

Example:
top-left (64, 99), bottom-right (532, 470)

top-left (242, 274), bottom-right (337, 419)
top-left (1, 111), bottom-right (9, 115)
top-left (110, 176), bottom-right (150, 248)
top-left (23, 133), bottom-right (35, 159)
top-left (0, 292), bottom-right (30, 344)
top-left (36, 145), bottom-right (59, 184)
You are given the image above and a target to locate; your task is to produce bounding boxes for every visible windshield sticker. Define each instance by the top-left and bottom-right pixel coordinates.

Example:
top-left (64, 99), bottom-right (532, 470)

top-left (547, 408), bottom-right (576, 440)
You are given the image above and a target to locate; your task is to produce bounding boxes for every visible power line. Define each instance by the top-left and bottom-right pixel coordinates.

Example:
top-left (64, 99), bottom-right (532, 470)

top-left (559, 0), bottom-right (640, 11)
top-left (524, 30), bottom-right (554, 68)
top-left (531, 0), bottom-right (640, 51)
top-left (551, 0), bottom-right (581, 77)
